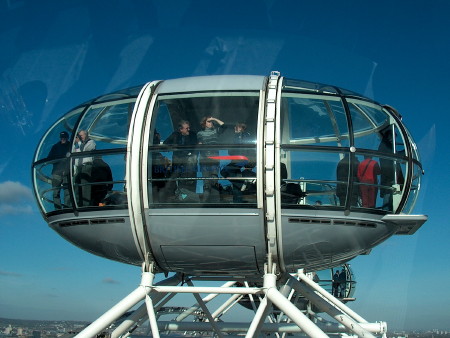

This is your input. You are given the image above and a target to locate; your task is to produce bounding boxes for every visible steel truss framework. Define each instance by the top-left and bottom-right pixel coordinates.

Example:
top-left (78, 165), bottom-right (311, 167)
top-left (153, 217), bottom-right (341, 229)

top-left (75, 265), bottom-right (387, 338)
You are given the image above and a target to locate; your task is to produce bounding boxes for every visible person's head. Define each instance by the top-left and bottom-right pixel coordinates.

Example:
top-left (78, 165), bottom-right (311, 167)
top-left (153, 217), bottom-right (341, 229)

top-left (200, 116), bottom-right (213, 130)
top-left (59, 131), bottom-right (69, 143)
top-left (234, 122), bottom-right (247, 133)
top-left (78, 130), bottom-right (88, 142)
top-left (178, 120), bottom-right (190, 136)
top-left (153, 130), bottom-right (161, 144)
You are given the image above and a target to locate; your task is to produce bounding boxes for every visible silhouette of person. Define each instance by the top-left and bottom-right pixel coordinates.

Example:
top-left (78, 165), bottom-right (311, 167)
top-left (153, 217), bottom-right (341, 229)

top-left (151, 130), bottom-right (171, 203)
top-left (378, 131), bottom-right (404, 211)
top-left (332, 270), bottom-right (340, 297)
top-left (336, 154), bottom-right (360, 207)
top-left (357, 156), bottom-right (381, 208)
top-left (47, 131), bottom-right (71, 209)
top-left (91, 157), bottom-right (113, 206)
top-left (338, 269), bottom-right (347, 298)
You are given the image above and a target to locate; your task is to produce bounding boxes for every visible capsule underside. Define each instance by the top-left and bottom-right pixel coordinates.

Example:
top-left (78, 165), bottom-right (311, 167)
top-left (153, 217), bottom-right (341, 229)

top-left (32, 74), bottom-right (425, 275)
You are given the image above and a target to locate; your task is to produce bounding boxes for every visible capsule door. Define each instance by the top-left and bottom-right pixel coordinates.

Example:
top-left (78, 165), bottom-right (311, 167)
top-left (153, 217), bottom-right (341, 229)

top-left (136, 81), bottom-right (267, 275)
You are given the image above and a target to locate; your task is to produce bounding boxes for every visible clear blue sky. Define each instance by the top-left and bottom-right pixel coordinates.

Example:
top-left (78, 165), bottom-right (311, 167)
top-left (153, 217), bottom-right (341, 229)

top-left (0, 0), bottom-right (448, 331)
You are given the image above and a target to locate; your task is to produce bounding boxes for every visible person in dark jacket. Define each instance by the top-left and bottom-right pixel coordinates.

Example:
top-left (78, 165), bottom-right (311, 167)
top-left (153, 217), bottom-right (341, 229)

top-left (336, 154), bottom-right (360, 207)
top-left (47, 131), bottom-right (71, 209)
top-left (220, 122), bottom-right (255, 202)
top-left (338, 269), bottom-right (347, 298)
top-left (332, 270), bottom-right (340, 297)
top-left (91, 157), bottom-right (113, 206)
top-left (163, 120), bottom-right (198, 196)
top-left (378, 131), bottom-right (404, 211)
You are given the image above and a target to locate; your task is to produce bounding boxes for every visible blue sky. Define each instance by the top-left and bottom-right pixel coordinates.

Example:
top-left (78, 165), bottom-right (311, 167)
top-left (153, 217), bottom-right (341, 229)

top-left (0, 0), bottom-right (448, 331)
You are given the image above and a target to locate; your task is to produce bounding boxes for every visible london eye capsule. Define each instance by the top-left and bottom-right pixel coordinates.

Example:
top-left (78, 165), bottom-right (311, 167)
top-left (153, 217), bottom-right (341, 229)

top-left (32, 72), bottom-right (427, 276)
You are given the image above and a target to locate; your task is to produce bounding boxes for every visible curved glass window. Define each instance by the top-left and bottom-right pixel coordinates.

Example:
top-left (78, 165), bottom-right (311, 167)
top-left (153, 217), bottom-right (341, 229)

top-left (71, 153), bottom-right (127, 208)
top-left (34, 160), bottom-right (72, 212)
top-left (35, 108), bottom-right (83, 162)
top-left (75, 100), bottom-right (135, 150)
top-left (280, 149), bottom-right (344, 207)
top-left (147, 91), bottom-right (260, 206)
top-left (348, 99), bottom-right (390, 151)
top-left (279, 89), bottom-right (415, 213)
top-left (33, 108), bottom-right (83, 212)
top-left (280, 93), bottom-right (350, 147)
top-left (33, 95), bottom-right (137, 213)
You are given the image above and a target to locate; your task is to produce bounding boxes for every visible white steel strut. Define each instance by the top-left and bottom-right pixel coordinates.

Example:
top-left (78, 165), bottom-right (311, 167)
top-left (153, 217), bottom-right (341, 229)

top-left (75, 265), bottom-right (387, 338)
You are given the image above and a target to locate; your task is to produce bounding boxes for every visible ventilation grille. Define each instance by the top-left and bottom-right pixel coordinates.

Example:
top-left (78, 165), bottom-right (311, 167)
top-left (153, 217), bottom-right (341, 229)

top-left (288, 218), bottom-right (377, 228)
top-left (59, 218), bottom-right (126, 227)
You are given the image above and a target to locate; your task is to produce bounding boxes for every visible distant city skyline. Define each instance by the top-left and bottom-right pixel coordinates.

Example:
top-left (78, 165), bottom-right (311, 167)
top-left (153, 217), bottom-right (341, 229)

top-left (0, 0), bottom-right (448, 332)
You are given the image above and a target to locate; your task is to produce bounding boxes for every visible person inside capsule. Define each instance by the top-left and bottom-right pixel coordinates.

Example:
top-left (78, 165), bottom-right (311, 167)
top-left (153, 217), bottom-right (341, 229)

top-left (220, 122), bottom-right (256, 203)
top-left (47, 131), bottom-right (71, 209)
top-left (73, 130), bottom-right (96, 206)
top-left (151, 130), bottom-right (171, 203)
top-left (163, 120), bottom-right (198, 202)
top-left (197, 116), bottom-right (225, 202)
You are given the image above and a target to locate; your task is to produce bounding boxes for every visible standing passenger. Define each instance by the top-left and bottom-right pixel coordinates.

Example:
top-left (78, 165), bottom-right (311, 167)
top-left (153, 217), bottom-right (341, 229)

top-left (336, 154), bottom-right (360, 207)
top-left (220, 122), bottom-right (255, 202)
top-left (151, 130), bottom-right (171, 203)
top-left (163, 120), bottom-right (198, 199)
top-left (338, 269), bottom-right (347, 298)
top-left (378, 131), bottom-right (404, 211)
top-left (357, 156), bottom-right (380, 208)
top-left (76, 130), bottom-right (96, 206)
top-left (197, 116), bottom-right (225, 201)
top-left (47, 131), bottom-right (71, 209)
top-left (332, 270), bottom-right (340, 297)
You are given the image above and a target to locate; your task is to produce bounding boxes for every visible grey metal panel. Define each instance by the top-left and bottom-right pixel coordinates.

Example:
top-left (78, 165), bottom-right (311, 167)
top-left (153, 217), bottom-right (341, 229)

top-left (157, 75), bottom-right (265, 93)
top-left (280, 210), bottom-right (396, 271)
top-left (48, 211), bottom-right (142, 265)
top-left (146, 208), bottom-right (266, 274)
top-left (381, 214), bottom-right (428, 235)
top-left (160, 245), bottom-right (259, 274)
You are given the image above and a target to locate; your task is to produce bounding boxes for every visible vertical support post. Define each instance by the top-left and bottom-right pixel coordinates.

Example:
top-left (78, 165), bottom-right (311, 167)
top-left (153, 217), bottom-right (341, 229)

top-left (246, 296), bottom-right (272, 338)
top-left (75, 272), bottom-right (152, 338)
top-left (111, 273), bottom-right (182, 338)
top-left (142, 270), bottom-right (161, 338)
top-left (263, 271), bottom-right (328, 338)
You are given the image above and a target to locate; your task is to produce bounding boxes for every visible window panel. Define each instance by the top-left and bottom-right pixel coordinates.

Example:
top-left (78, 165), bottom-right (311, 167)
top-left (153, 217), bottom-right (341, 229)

top-left (148, 91), bottom-right (259, 206)
top-left (76, 100), bottom-right (135, 150)
top-left (280, 94), bottom-right (349, 147)
top-left (72, 153), bottom-right (127, 208)
top-left (35, 108), bottom-right (82, 162)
